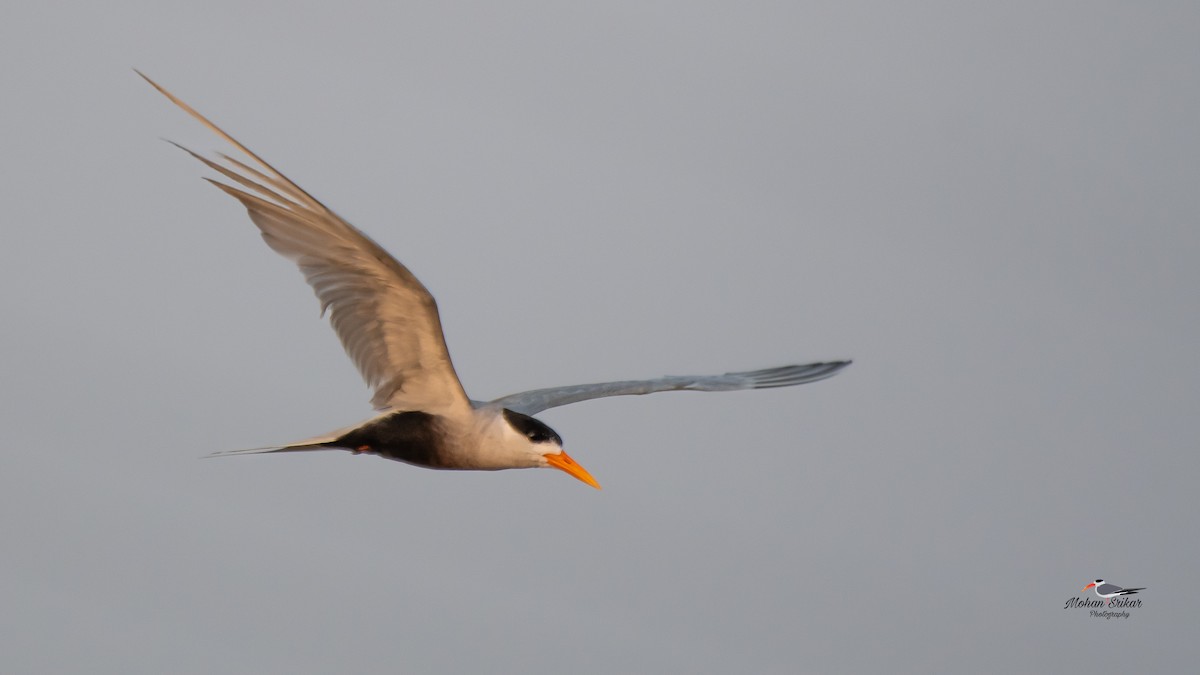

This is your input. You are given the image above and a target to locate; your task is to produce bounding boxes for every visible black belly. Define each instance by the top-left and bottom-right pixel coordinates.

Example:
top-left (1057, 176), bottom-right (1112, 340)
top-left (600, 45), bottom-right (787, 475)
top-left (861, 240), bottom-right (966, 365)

top-left (328, 411), bottom-right (449, 468)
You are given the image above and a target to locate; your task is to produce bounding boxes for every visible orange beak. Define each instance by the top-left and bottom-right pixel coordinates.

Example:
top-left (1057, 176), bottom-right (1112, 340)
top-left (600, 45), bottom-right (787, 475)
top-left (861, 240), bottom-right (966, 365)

top-left (1082, 583), bottom-right (1096, 591)
top-left (544, 450), bottom-right (601, 490)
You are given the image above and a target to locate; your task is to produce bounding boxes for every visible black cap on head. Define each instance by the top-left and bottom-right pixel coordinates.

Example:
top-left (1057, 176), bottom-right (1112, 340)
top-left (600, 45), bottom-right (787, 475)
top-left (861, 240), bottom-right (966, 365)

top-left (502, 409), bottom-right (563, 445)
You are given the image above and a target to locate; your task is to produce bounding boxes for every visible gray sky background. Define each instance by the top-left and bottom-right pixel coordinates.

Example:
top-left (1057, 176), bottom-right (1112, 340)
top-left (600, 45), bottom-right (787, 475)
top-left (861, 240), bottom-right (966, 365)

top-left (3, 2), bottom-right (1198, 673)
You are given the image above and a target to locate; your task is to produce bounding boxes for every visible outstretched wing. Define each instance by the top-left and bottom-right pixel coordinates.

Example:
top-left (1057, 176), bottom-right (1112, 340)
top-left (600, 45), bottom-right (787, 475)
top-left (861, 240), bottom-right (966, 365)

top-left (486, 361), bottom-right (850, 415)
top-left (142, 72), bottom-right (469, 413)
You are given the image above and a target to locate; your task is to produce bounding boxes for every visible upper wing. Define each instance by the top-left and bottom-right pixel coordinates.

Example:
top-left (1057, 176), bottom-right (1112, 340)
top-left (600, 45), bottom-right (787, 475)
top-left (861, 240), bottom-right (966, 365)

top-left (142, 72), bottom-right (469, 413)
top-left (485, 361), bottom-right (850, 415)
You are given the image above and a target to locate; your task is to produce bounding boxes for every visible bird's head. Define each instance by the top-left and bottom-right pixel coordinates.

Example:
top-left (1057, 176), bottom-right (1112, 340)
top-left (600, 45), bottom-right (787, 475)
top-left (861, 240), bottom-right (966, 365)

top-left (501, 408), bottom-right (600, 489)
top-left (1083, 579), bottom-right (1104, 591)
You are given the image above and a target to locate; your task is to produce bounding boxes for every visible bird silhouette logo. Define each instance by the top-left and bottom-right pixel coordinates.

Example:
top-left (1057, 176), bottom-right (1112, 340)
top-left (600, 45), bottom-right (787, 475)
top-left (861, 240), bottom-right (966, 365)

top-left (1082, 579), bottom-right (1145, 605)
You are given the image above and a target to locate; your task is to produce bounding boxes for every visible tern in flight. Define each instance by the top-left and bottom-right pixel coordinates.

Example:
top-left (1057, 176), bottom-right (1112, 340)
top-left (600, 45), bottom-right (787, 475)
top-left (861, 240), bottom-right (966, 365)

top-left (141, 72), bottom-right (850, 489)
top-left (1082, 580), bottom-right (1145, 605)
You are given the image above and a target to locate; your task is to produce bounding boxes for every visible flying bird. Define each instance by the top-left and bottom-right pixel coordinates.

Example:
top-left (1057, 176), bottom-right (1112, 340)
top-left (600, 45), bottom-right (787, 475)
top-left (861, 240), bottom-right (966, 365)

top-left (1082, 580), bottom-right (1145, 604)
top-left (140, 72), bottom-right (850, 489)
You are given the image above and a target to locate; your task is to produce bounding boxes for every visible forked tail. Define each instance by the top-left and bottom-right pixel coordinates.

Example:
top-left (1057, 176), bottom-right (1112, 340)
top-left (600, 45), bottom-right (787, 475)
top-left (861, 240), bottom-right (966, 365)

top-left (205, 430), bottom-right (345, 458)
